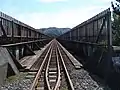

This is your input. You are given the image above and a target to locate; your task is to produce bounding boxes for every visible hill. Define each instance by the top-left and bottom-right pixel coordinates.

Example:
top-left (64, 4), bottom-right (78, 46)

top-left (37, 27), bottom-right (70, 37)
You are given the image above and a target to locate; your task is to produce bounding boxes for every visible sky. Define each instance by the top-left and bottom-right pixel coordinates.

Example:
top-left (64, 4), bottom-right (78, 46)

top-left (0, 0), bottom-right (111, 29)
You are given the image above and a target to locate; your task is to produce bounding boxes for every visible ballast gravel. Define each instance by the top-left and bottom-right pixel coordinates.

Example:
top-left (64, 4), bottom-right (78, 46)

top-left (62, 53), bottom-right (110, 90)
top-left (0, 72), bottom-right (33, 90)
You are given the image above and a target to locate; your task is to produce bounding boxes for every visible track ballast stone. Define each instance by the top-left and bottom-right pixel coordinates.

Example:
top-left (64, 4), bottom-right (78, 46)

top-left (0, 72), bottom-right (33, 90)
top-left (62, 51), bottom-right (110, 90)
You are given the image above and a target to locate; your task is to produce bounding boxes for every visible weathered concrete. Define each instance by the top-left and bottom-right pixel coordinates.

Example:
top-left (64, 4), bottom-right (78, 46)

top-left (0, 47), bottom-right (19, 85)
top-left (0, 63), bottom-right (8, 85)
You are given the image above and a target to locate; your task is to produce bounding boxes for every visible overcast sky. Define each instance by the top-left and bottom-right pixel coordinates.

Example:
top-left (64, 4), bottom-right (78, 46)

top-left (0, 0), bottom-right (111, 29)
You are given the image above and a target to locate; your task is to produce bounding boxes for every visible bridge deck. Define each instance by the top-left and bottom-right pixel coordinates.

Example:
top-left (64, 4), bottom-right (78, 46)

top-left (20, 41), bottom-right (52, 70)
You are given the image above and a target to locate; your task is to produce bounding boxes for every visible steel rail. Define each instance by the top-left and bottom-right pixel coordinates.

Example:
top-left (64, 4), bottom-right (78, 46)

top-left (45, 43), bottom-right (53, 90)
top-left (45, 41), bottom-right (61, 90)
top-left (30, 39), bottom-right (75, 90)
top-left (54, 44), bottom-right (61, 90)
top-left (30, 40), bottom-right (53, 90)
top-left (57, 43), bottom-right (75, 90)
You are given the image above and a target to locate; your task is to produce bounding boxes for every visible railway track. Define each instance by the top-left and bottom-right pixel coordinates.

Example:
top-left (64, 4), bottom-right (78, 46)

top-left (30, 39), bottom-right (74, 90)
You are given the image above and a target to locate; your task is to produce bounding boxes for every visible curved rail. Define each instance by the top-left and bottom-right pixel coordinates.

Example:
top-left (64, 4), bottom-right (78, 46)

top-left (57, 44), bottom-right (75, 90)
top-left (30, 41), bottom-right (53, 90)
top-left (45, 45), bottom-right (53, 90)
top-left (45, 42), bottom-right (61, 90)
top-left (54, 45), bottom-right (61, 90)
top-left (30, 39), bottom-right (75, 90)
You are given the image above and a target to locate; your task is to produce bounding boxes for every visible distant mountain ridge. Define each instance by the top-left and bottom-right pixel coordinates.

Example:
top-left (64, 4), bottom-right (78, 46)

top-left (37, 27), bottom-right (70, 37)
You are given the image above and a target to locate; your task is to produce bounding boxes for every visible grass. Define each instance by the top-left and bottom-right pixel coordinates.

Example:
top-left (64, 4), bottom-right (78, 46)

top-left (5, 72), bottom-right (28, 83)
top-left (61, 87), bottom-right (68, 90)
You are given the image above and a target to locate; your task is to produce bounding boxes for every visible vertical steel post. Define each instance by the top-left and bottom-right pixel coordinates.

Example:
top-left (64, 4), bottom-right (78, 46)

top-left (77, 28), bottom-right (79, 40)
top-left (93, 22), bottom-right (95, 42)
top-left (19, 45), bottom-right (23, 60)
top-left (12, 21), bottom-right (14, 43)
top-left (12, 46), bottom-right (16, 59)
top-left (70, 32), bottom-right (71, 40)
top-left (106, 8), bottom-right (113, 83)
top-left (85, 23), bottom-right (88, 42)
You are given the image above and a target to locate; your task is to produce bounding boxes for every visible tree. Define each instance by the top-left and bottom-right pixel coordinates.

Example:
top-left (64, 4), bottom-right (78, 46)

top-left (111, 1), bottom-right (120, 45)
top-left (116, 0), bottom-right (120, 3)
top-left (111, 1), bottom-right (120, 15)
top-left (112, 13), bottom-right (120, 45)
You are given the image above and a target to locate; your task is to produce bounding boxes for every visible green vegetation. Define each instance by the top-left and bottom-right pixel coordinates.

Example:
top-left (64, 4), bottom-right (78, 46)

top-left (37, 27), bottom-right (70, 37)
top-left (5, 72), bottom-right (28, 83)
top-left (112, 13), bottom-right (120, 45)
top-left (112, 0), bottom-right (120, 45)
top-left (61, 87), bottom-right (68, 90)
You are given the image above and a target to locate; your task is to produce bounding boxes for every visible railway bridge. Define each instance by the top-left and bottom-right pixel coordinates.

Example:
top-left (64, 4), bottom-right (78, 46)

top-left (0, 8), bottom-right (119, 90)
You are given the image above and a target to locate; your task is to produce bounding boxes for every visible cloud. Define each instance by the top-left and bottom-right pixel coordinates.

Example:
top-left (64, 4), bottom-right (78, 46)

top-left (92, 0), bottom-right (111, 4)
top-left (39, 0), bottom-right (68, 3)
top-left (14, 5), bottom-right (109, 29)
top-left (10, 0), bottom-right (109, 29)
top-left (97, 0), bottom-right (110, 3)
